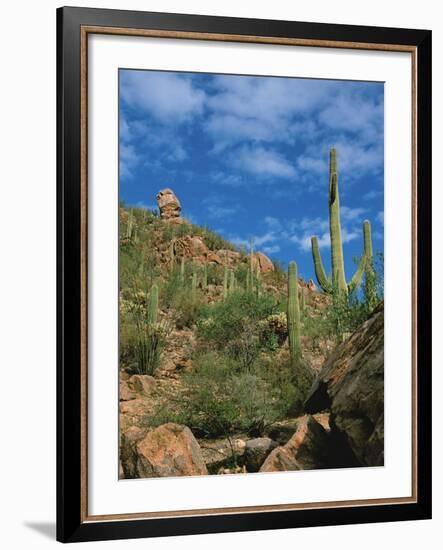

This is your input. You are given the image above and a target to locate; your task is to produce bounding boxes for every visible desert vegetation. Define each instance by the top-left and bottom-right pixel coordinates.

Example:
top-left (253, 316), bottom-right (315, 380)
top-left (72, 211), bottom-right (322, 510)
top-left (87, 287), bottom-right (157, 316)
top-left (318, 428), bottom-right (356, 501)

top-left (119, 148), bottom-right (384, 478)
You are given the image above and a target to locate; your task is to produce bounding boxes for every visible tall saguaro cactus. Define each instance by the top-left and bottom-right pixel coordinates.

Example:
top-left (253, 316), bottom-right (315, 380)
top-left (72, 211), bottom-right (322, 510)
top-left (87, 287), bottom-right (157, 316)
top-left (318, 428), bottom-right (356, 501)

top-left (311, 148), bottom-right (373, 295)
top-left (287, 262), bottom-right (301, 363)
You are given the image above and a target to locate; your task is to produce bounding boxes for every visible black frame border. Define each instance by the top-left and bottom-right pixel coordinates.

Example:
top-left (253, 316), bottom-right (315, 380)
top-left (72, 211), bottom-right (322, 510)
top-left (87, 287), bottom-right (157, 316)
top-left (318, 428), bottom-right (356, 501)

top-left (57, 6), bottom-right (432, 543)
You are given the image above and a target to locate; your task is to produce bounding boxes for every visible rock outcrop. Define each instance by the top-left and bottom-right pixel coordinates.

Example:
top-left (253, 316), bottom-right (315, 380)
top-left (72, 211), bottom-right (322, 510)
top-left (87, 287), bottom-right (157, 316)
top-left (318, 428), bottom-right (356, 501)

top-left (157, 188), bottom-right (182, 222)
top-left (135, 423), bottom-right (208, 478)
top-left (172, 235), bottom-right (222, 265)
top-left (305, 303), bottom-right (384, 466)
top-left (260, 415), bottom-right (330, 472)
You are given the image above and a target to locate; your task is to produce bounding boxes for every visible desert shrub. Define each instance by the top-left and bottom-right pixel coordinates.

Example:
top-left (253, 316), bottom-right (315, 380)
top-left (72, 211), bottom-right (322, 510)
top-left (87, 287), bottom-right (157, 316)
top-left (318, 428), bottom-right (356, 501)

top-left (131, 322), bottom-right (169, 375)
top-left (197, 291), bottom-right (279, 368)
top-left (152, 352), bottom-right (306, 438)
top-left (264, 259), bottom-right (287, 287)
top-left (119, 291), bottom-right (169, 375)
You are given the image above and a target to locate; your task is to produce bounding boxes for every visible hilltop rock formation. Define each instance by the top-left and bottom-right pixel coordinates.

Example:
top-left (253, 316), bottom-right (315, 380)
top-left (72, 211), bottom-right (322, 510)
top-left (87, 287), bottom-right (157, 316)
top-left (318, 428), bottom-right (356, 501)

top-left (157, 188), bottom-right (182, 223)
top-left (305, 302), bottom-right (384, 466)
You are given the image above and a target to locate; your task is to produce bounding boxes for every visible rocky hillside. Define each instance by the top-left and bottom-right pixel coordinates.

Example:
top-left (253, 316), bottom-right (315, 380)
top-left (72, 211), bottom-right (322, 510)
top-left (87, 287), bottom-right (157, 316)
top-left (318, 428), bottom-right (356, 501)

top-left (119, 188), bottom-right (384, 478)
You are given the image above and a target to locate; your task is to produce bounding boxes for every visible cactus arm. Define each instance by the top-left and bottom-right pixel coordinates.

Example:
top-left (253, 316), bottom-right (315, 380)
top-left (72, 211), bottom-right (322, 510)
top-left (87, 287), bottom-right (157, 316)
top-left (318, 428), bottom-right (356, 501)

top-left (287, 262), bottom-right (301, 363)
top-left (347, 220), bottom-right (373, 294)
top-left (348, 254), bottom-right (366, 293)
top-left (311, 236), bottom-right (332, 293)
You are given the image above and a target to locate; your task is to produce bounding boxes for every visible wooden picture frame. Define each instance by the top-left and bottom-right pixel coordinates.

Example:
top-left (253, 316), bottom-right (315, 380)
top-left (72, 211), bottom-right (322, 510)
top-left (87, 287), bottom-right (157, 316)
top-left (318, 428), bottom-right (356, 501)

top-left (57, 6), bottom-right (432, 543)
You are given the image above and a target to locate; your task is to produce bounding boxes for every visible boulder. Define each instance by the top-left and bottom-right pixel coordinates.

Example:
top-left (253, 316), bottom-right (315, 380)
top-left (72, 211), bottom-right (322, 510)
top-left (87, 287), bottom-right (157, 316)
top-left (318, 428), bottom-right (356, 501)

top-left (157, 188), bottom-right (182, 222)
top-left (120, 426), bottom-right (147, 478)
top-left (200, 437), bottom-right (246, 474)
top-left (216, 249), bottom-right (241, 267)
top-left (244, 252), bottom-right (274, 273)
top-left (127, 374), bottom-right (156, 397)
top-left (244, 438), bottom-right (278, 472)
top-left (260, 415), bottom-right (330, 472)
top-left (305, 303), bottom-right (384, 467)
top-left (173, 235), bottom-right (222, 264)
top-left (119, 379), bottom-right (136, 401)
top-left (306, 279), bottom-right (317, 291)
top-left (255, 251), bottom-right (274, 273)
top-left (135, 423), bottom-right (208, 478)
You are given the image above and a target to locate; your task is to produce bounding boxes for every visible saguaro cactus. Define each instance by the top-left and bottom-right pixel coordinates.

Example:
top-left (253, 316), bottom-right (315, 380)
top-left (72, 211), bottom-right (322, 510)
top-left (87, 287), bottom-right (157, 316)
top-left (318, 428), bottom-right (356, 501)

top-left (191, 267), bottom-right (197, 295)
top-left (362, 220), bottom-right (377, 309)
top-left (147, 284), bottom-right (158, 326)
top-left (287, 262), bottom-right (301, 362)
top-left (311, 148), bottom-right (373, 295)
top-left (299, 287), bottom-right (305, 315)
top-left (126, 210), bottom-right (134, 239)
top-left (180, 257), bottom-right (185, 284)
top-left (223, 267), bottom-right (228, 300)
top-left (229, 270), bottom-right (236, 294)
top-left (169, 240), bottom-right (175, 270)
top-left (202, 264), bottom-right (208, 290)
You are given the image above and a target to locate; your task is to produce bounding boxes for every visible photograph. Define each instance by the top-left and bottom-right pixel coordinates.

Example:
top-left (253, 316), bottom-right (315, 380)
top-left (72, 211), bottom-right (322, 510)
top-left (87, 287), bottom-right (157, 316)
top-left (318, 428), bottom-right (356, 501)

top-left (118, 69), bottom-right (385, 479)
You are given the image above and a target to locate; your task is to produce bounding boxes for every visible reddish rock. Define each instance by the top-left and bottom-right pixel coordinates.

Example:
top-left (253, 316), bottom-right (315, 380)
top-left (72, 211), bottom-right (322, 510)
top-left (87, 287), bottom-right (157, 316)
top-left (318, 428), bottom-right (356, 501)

top-left (120, 379), bottom-right (136, 401)
top-left (260, 415), bottom-right (330, 472)
top-left (216, 249), bottom-right (241, 267)
top-left (255, 251), bottom-right (274, 273)
top-left (243, 251), bottom-right (274, 273)
top-left (135, 423), bottom-right (208, 478)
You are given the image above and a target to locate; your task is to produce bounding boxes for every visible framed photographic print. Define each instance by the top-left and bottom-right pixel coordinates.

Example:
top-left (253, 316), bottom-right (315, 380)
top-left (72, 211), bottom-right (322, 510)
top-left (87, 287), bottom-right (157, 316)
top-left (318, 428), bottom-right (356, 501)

top-left (57, 6), bottom-right (432, 543)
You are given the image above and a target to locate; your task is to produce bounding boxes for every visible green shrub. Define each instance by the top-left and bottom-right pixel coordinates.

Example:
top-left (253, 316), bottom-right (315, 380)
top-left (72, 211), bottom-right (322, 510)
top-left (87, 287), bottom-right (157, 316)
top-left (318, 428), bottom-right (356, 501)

top-left (197, 291), bottom-right (278, 369)
top-left (149, 352), bottom-right (310, 438)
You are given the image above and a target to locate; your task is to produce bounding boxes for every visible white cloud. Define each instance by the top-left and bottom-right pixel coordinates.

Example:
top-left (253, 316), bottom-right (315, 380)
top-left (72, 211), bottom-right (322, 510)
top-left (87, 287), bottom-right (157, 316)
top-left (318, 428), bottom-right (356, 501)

top-left (377, 211), bottom-right (384, 225)
top-left (120, 144), bottom-right (140, 178)
top-left (210, 172), bottom-right (244, 187)
top-left (121, 71), bottom-right (206, 123)
top-left (363, 189), bottom-right (383, 200)
top-left (264, 216), bottom-right (282, 231)
top-left (231, 146), bottom-right (296, 179)
top-left (229, 231), bottom-right (277, 250)
top-left (207, 205), bottom-right (239, 220)
top-left (341, 206), bottom-right (366, 221)
top-left (263, 245), bottom-right (281, 255)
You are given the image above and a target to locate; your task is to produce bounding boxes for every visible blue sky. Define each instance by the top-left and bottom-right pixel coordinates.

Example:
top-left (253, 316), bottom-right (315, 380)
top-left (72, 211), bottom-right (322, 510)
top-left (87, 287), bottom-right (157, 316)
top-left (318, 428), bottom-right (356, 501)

top-left (119, 69), bottom-right (384, 283)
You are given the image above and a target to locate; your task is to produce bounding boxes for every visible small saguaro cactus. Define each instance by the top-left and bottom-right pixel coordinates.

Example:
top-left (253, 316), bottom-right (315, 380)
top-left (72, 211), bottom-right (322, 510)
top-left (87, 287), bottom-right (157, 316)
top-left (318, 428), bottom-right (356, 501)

top-left (147, 284), bottom-right (159, 326)
top-left (191, 266), bottom-right (197, 295)
top-left (229, 270), bottom-right (236, 294)
top-left (223, 267), bottom-right (228, 300)
top-left (169, 240), bottom-right (175, 270)
top-left (255, 262), bottom-right (262, 296)
top-left (126, 210), bottom-right (134, 239)
top-left (202, 264), bottom-right (208, 291)
top-left (248, 238), bottom-right (255, 294)
top-left (299, 287), bottom-right (305, 315)
top-left (287, 262), bottom-right (302, 363)
top-left (311, 148), bottom-right (373, 295)
top-left (180, 257), bottom-right (186, 284)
